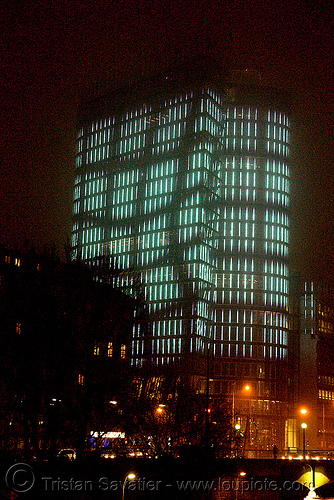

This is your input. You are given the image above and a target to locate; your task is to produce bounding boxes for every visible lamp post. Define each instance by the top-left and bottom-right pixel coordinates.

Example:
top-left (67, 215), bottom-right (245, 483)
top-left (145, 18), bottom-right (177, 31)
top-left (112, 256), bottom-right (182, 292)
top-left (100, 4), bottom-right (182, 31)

top-left (243, 385), bottom-right (252, 458)
top-left (232, 382), bottom-right (236, 426)
top-left (303, 463), bottom-right (316, 495)
top-left (231, 384), bottom-right (253, 458)
top-left (235, 471), bottom-right (246, 500)
top-left (235, 423), bottom-right (241, 458)
top-left (301, 423), bottom-right (307, 460)
top-left (231, 383), bottom-right (251, 425)
top-left (322, 401), bottom-right (325, 449)
top-left (122, 473), bottom-right (136, 500)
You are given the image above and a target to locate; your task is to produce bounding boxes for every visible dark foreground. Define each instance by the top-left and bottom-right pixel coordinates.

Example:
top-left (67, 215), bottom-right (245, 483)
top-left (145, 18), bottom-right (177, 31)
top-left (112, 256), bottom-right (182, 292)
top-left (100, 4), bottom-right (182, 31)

top-left (2, 456), bottom-right (334, 499)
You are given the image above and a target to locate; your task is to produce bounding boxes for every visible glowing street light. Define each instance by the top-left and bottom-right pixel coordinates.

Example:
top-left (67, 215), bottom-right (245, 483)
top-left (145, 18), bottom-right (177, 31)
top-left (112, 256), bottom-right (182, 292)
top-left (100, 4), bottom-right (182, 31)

top-left (234, 423), bottom-right (241, 457)
top-left (231, 383), bottom-right (252, 420)
top-left (231, 383), bottom-right (253, 458)
top-left (236, 471), bottom-right (246, 500)
top-left (122, 473), bottom-right (136, 500)
top-left (156, 404), bottom-right (166, 415)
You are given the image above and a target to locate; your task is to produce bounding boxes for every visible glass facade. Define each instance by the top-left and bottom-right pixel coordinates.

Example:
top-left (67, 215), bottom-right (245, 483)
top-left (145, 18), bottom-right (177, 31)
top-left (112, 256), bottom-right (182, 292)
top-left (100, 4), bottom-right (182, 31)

top-left (72, 80), bottom-right (290, 376)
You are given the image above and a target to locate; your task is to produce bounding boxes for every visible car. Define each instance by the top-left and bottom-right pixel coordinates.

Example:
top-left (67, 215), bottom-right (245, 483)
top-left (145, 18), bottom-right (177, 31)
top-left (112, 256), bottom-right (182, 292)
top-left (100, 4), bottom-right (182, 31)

top-left (57, 448), bottom-right (76, 461)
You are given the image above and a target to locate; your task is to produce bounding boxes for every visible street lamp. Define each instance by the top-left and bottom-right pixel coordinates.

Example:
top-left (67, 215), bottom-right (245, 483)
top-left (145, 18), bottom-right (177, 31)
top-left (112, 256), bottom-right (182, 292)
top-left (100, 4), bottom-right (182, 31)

top-left (122, 473), bottom-right (136, 500)
top-left (234, 423), bottom-right (241, 457)
top-left (231, 383), bottom-right (252, 423)
top-left (156, 403), bottom-right (166, 413)
top-left (301, 423), bottom-right (307, 460)
top-left (230, 383), bottom-right (253, 458)
top-left (303, 463), bottom-right (317, 499)
top-left (235, 471), bottom-right (246, 500)
top-left (242, 385), bottom-right (253, 458)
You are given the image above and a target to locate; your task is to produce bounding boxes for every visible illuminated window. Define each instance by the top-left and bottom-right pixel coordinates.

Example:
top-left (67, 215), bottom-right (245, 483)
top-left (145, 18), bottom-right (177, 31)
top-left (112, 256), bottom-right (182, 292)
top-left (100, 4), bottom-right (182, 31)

top-left (107, 341), bottom-right (113, 357)
top-left (121, 344), bottom-right (126, 359)
top-left (93, 343), bottom-right (100, 356)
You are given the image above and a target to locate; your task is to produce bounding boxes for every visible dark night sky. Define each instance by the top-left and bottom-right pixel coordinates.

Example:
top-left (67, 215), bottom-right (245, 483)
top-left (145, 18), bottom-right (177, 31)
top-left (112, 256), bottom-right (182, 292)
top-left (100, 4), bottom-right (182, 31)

top-left (0, 0), bottom-right (333, 281)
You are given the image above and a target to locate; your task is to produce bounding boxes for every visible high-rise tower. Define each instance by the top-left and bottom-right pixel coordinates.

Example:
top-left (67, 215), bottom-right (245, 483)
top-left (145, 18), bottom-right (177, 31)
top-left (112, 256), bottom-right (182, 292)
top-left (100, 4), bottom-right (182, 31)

top-left (72, 66), bottom-right (291, 453)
